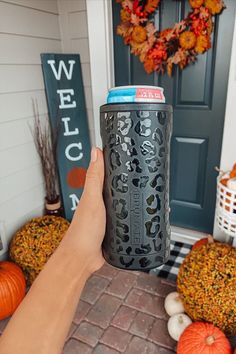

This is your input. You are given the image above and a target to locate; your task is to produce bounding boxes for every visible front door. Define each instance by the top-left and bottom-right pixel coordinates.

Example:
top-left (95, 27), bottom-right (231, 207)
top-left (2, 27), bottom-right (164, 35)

top-left (112, 0), bottom-right (236, 233)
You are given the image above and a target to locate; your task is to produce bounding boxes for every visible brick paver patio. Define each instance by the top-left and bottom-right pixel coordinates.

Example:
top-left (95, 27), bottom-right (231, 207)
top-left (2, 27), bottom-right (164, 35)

top-left (0, 263), bottom-right (177, 353)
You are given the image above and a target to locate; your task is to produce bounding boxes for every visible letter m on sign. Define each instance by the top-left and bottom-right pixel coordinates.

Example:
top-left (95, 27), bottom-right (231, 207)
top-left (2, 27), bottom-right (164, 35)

top-left (41, 53), bottom-right (91, 221)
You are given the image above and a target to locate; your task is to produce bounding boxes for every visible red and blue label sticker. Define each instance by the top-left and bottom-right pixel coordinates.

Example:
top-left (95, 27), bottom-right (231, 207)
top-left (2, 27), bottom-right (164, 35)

top-left (107, 86), bottom-right (165, 104)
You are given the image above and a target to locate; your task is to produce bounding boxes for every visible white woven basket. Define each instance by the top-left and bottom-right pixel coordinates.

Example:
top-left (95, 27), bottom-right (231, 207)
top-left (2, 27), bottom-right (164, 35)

top-left (216, 174), bottom-right (236, 237)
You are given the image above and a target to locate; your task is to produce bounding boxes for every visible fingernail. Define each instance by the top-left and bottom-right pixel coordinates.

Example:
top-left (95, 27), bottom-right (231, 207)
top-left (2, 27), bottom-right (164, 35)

top-left (91, 147), bottom-right (97, 162)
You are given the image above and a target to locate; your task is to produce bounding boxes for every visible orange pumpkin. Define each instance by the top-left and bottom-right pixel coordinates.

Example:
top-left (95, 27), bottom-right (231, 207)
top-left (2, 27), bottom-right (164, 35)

top-left (192, 235), bottom-right (213, 250)
top-left (220, 178), bottom-right (229, 187)
top-left (192, 238), bottom-right (208, 250)
top-left (0, 261), bottom-right (26, 320)
top-left (230, 164), bottom-right (236, 178)
top-left (177, 322), bottom-right (231, 354)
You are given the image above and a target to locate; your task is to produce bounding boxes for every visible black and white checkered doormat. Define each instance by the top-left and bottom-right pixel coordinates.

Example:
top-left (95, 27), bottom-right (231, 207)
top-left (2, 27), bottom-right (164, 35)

top-left (150, 240), bottom-right (192, 281)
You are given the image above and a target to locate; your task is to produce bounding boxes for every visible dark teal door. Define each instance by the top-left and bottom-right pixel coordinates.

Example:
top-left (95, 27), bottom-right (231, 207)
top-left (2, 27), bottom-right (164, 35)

top-left (112, 0), bottom-right (235, 233)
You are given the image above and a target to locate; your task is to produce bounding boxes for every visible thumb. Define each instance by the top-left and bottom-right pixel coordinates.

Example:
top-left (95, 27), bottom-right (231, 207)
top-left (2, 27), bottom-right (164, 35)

top-left (83, 147), bottom-right (104, 199)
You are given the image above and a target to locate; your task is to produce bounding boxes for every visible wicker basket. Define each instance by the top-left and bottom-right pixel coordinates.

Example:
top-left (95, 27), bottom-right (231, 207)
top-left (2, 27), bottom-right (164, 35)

top-left (216, 174), bottom-right (236, 236)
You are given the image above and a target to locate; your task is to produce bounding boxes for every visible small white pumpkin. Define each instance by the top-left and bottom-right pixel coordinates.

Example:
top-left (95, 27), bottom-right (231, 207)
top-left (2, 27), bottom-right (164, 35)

top-left (167, 313), bottom-right (192, 341)
top-left (227, 178), bottom-right (236, 191)
top-left (164, 291), bottom-right (185, 316)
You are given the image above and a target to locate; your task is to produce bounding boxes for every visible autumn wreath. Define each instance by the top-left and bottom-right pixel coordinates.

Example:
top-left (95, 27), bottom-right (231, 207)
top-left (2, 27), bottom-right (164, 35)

top-left (117, 0), bottom-right (225, 75)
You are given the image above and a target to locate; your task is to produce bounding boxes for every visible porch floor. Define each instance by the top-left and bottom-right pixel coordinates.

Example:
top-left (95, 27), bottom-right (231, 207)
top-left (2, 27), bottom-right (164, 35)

top-left (63, 263), bottom-right (177, 353)
top-left (0, 263), bottom-right (177, 353)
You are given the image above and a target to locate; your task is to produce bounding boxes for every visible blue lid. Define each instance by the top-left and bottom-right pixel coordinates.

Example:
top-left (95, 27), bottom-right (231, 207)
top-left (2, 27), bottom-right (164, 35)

top-left (107, 85), bottom-right (165, 104)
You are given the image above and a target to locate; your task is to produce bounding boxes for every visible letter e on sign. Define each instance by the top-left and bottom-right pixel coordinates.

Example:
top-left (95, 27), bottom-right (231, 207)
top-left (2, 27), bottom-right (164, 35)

top-left (57, 89), bottom-right (76, 109)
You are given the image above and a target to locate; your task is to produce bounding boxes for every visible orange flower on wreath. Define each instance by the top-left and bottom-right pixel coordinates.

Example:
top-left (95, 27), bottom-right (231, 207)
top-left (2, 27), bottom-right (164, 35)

top-left (195, 34), bottom-right (211, 53)
top-left (179, 31), bottom-right (197, 50)
top-left (144, 57), bottom-right (155, 74)
top-left (120, 9), bottom-right (131, 23)
top-left (160, 28), bottom-right (175, 41)
top-left (206, 17), bottom-right (213, 35)
top-left (148, 42), bottom-right (167, 61)
top-left (189, 0), bottom-right (204, 8)
top-left (191, 18), bottom-right (207, 36)
top-left (132, 25), bottom-right (147, 43)
top-left (204, 0), bottom-right (224, 15)
top-left (144, 0), bottom-right (161, 14)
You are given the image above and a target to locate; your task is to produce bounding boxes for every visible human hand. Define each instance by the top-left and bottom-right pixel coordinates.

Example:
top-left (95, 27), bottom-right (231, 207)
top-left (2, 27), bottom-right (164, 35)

top-left (0, 149), bottom-right (105, 354)
top-left (64, 147), bottom-right (106, 274)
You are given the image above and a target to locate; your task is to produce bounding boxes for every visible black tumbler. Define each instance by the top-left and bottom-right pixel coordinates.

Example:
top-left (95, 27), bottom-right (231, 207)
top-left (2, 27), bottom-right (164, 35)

top-left (100, 103), bottom-right (172, 270)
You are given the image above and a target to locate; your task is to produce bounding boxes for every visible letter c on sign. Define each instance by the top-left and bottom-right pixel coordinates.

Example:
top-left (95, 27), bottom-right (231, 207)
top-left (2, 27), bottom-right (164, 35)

top-left (65, 143), bottom-right (83, 161)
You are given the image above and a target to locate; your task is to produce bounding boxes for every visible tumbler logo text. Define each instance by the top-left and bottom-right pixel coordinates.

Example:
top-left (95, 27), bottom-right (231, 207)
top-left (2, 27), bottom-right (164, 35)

top-left (131, 192), bottom-right (141, 244)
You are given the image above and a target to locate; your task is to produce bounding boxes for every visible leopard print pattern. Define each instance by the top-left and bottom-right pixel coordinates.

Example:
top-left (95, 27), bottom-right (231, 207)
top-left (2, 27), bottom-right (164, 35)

top-left (101, 105), bottom-right (172, 270)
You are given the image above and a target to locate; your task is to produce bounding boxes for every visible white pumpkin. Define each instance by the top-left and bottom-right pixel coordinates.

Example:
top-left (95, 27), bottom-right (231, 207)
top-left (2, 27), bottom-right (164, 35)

top-left (167, 313), bottom-right (192, 341)
top-left (164, 291), bottom-right (185, 316)
top-left (227, 178), bottom-right (236, 191)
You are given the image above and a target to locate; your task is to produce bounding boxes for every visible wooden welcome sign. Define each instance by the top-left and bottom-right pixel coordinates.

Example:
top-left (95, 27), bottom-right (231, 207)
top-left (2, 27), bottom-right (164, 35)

top-left (41, 53), bottom-right (91, 221)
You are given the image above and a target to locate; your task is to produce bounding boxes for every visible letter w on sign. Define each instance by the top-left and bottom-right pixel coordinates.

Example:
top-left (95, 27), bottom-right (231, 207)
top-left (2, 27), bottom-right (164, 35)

top-left (41, 53), bottom-right (91, 221)
top-left (47, 60), bottom-right (75, 80)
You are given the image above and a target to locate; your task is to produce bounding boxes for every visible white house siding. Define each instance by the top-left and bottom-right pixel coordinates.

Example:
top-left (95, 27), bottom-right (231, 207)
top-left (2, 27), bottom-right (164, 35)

top-left (220, 15), bottom-right (236, 172)
top-left (57, 0), bottom-right (95, 143)
top-left (0, 0), bottom-right (61, 258)
top-left (214, 14), bottom-right (236, 243)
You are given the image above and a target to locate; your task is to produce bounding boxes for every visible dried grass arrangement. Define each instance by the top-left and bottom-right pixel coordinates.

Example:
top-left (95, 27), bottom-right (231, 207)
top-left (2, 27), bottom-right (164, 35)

top-left (31, 100), bottom-right (59, 203)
